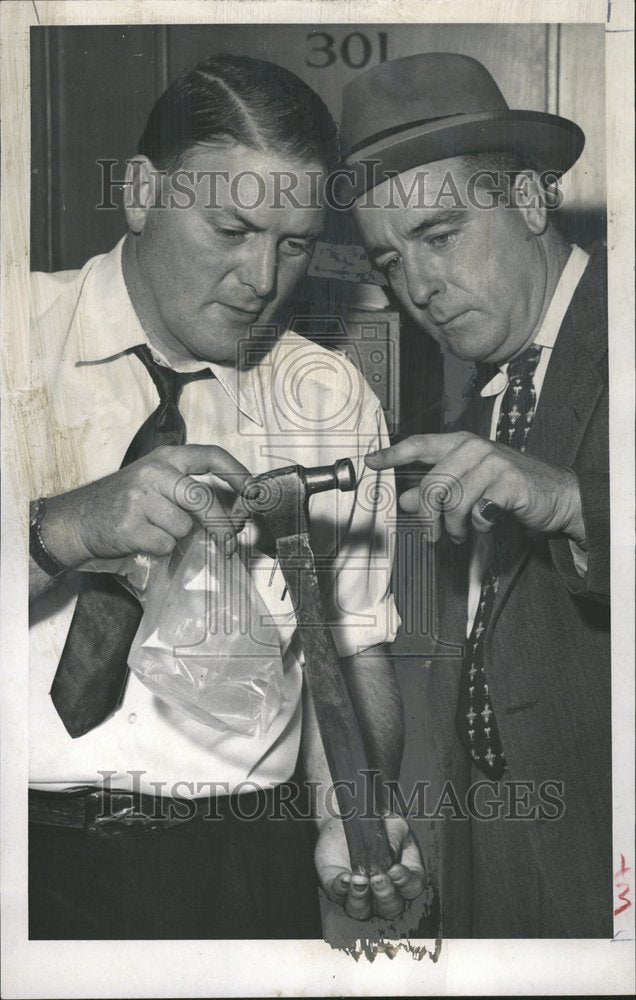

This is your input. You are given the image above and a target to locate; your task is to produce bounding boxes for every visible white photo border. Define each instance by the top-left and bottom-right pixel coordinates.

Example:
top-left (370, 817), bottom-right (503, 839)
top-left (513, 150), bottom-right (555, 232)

top-left (1, 1), bottom-right (634, 996)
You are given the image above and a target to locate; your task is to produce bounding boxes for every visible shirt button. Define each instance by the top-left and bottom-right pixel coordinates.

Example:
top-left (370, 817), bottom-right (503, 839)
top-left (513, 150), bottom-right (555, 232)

top-left (128, 712), bottom-right (137, 725)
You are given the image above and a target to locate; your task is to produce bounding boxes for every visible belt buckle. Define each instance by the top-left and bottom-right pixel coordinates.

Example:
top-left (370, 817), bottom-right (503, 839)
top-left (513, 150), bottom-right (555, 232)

top-left (85, 790), bottom-right (166, 838)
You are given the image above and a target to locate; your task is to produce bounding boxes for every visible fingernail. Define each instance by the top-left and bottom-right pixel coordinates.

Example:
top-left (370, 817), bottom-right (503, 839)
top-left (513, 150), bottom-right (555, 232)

top-left (366, 450), bottom-right (379, 459)
top-left (389, 869), bottom-right (406, 882)
top-left (340, 875), bottom-right (351, 886)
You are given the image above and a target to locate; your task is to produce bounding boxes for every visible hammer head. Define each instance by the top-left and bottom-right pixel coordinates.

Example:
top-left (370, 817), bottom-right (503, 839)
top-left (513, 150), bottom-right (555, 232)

top-left (239, 458), bottom-right (356, 538)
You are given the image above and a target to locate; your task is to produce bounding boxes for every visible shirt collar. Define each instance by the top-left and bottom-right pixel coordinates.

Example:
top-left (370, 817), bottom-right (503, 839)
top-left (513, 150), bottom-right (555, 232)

top-left (72, 236), bottom-right (263, 424)
top-left (481, 244), bottom-right (590, 397)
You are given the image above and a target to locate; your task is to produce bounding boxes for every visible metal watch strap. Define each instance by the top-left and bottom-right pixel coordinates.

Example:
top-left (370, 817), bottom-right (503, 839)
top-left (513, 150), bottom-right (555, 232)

top-left (29, 497), bottom-right (69, 578)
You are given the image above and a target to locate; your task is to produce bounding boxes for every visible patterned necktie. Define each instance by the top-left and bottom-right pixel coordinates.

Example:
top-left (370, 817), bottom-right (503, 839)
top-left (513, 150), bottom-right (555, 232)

top-left (455, 344), bottom-right (542, 778)
top-left (50, 344), bottom-right (215, 738)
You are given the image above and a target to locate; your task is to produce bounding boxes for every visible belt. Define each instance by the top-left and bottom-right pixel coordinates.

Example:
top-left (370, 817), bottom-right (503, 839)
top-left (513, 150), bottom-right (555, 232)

top-left (28, 787), bottom-right (247, 838)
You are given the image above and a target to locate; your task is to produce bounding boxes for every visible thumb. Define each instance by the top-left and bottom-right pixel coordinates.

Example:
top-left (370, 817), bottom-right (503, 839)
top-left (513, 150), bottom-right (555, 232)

top-left (384, 815), bottom-right (410, 857)
top-left (171, 444), bottom-right (251, 495)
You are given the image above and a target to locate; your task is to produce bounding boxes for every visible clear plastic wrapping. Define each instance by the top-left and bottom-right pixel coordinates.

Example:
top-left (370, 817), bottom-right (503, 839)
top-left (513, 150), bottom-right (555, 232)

top-left (88, 529), bottom-right (286, 737)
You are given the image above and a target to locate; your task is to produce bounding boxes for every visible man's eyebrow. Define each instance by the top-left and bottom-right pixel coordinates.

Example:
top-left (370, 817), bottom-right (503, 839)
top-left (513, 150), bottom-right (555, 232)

top-left (368, 208), bottom-right (468, 258)
top-left (296, 228), bottom-right (322, 241)
top-left (405, 208), bottom-right (468, 240)
top-left (217, 205), bottom-right (322, 241)
top-left (220, 205), bottom-right (264, 231)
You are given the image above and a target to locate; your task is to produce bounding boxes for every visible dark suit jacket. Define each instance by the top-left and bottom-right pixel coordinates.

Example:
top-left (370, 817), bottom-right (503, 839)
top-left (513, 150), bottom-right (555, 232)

top-left (422, 244), bottom-right (611, 937)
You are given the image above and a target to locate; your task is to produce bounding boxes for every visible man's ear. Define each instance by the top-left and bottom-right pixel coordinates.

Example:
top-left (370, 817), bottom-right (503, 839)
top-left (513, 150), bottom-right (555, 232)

top-left (512, 171), bottom-right (549, 236)
top-left (124, 156), bottom-right (160, 234)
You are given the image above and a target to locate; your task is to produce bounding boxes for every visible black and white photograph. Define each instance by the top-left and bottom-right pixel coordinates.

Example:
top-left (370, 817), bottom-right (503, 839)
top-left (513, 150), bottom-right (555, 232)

top-left (1, 1), bottom-right (634, 996)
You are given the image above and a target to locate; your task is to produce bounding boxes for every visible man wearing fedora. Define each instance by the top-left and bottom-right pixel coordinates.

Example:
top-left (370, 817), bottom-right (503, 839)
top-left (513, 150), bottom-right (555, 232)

top-left (343, 53), bottom-right (611, 937)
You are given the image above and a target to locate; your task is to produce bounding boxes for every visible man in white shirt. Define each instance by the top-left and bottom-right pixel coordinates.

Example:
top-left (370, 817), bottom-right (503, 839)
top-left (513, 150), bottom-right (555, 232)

top-left (347, 53), bottom-right (611, 936)
top-left (26, 54), bottom-right (424, 939)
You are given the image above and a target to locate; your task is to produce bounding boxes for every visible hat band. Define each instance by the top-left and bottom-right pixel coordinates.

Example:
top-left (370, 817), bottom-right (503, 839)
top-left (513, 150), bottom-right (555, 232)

top-left (346, 110), bottom-right (483, 157)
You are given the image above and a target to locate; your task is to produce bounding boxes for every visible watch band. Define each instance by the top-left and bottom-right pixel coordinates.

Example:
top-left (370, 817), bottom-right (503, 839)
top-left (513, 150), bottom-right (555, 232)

top-left (29, 497), bottom-right (69, 578)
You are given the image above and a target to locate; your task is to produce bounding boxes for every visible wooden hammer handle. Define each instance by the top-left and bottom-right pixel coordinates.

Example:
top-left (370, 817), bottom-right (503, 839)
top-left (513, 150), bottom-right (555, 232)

top-left (276, 533), bottom-right (393, 875)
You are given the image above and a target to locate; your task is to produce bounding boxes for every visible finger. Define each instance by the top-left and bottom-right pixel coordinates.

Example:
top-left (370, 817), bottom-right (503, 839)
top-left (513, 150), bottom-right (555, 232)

top-left (324, 871), bottom-right (351, 905)
top-left (369, 872), bottom-right (405, 919)
top-left (167, 444), bottom-right (251, 494)
top-left (383, 816), bottom-right (426, 873)
top-left (384, 815), bottom-right (409, 857)
top-left (397, 438), bottom-right (486, 541)
top-left (442, 455), bottom-right (504, 543)
top-left (387, 863), bottom-right (426, 902)
top-left (345, 876), bottom-right (373, 921)
top-left (469, 470), bottom-right (525, 532)
top-left (474, 496), bottom-right (503, 530)
top-left (399, 835), bottom-right (427, 876)
top-left (398, 485), bottom-right (424, 514)
top-left (399, 469), bottom-right (461, 544)
top-left (163, 474), bottom-right (238, 547)
top-left (137, 525), bottom-right (177, 558)
top-left (146, 495), bottom-right (194, 540)
top-left (462, 446), bottom-right (531, 532)
top-left (398, 483), bottom-right (443, 544)
top-left (228, 492), bottom-right (252, 535)
top-left (365, 433), bottom-right (471, 470)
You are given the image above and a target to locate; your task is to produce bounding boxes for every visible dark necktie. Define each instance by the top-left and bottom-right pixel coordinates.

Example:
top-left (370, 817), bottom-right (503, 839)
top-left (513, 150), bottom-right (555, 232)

top-left (50, 344), bottom-right (215, 738)
top-left (455, 344), bottom-right (542, 778)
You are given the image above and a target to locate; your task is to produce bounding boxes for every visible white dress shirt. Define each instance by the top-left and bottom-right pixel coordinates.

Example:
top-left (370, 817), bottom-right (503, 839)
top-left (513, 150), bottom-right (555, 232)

top-left (27, 238), bottom-right (399, 796)
top-left (466, 244), bottom-right (590, 634)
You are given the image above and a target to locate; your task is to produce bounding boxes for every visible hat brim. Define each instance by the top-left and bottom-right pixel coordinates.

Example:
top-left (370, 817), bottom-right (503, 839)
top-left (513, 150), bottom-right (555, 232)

top-left (344, 110), bottom-right (585, 196)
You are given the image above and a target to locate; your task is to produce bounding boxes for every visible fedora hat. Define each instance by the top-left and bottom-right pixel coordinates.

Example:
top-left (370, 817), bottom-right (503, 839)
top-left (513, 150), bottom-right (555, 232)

top-left (341, 53), bottom-right (584, 195)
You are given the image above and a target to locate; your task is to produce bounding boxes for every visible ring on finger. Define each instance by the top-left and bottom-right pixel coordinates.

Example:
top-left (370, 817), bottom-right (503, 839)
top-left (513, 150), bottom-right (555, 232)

top-left (477, 497), bottom-right (502, 524)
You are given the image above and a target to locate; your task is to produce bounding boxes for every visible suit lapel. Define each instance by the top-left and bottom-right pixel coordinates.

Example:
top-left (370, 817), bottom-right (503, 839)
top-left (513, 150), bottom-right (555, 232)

top-left (527, 246), bottom-right (607, 466)
top-left (489, 245), bottom-right (608, 631)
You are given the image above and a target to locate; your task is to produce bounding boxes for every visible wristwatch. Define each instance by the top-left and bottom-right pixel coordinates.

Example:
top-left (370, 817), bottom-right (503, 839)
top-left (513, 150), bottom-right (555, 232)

top-left (29, 497), bottom-right (69, 578)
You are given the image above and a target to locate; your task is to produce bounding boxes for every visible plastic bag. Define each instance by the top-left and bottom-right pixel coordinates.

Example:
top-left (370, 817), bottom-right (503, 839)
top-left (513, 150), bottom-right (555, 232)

top-left (114, 529), bottom-right (286, 737)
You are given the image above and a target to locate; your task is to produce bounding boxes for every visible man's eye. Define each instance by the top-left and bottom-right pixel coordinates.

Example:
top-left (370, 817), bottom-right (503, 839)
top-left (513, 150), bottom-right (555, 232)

top-left (428, 231), bottom-right (457, 248)
top-left (215, 226), bottom-right (248, 241)
top-left (381, 255), bottom-right (402, 276)
top-left (281, 239), bottom-right (313, 257)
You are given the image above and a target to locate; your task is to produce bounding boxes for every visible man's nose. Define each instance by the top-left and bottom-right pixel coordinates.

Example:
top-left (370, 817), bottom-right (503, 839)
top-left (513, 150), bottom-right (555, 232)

top-left (403, 255), bottom-right (445, 308)
top-left (238, 242), bottom-right (277, 299)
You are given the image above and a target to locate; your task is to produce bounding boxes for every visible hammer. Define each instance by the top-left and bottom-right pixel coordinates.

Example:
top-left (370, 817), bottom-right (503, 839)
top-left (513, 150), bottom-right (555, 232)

top-left (235, 459), bottom-right (393, 876)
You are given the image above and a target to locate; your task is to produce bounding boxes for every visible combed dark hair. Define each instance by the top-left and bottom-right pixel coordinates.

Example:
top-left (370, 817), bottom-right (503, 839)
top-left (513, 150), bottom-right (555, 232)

top-left (138, 53), bottom-right (339, 172)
